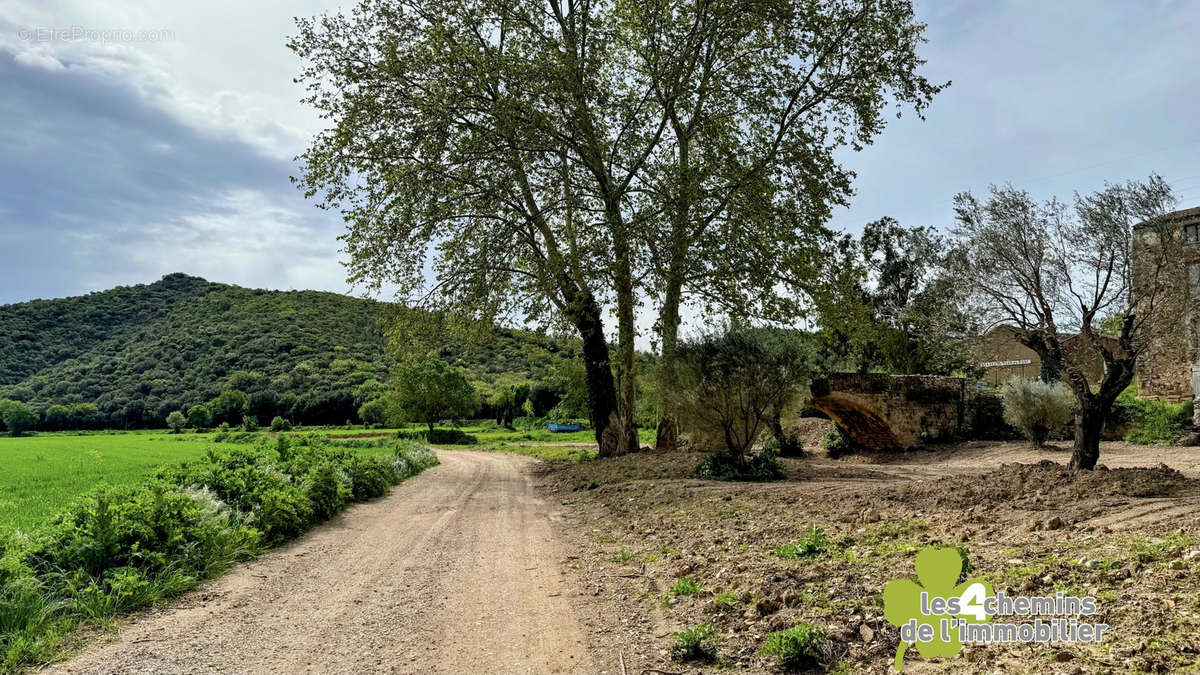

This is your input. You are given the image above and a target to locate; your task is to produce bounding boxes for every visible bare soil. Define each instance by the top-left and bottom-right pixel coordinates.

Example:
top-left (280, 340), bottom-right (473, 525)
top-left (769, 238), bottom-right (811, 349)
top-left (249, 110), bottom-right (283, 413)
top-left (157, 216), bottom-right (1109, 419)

top-left (46, 451), bottom-right (595, 675)
top-left (539, 430), bottom-right (1200, 674)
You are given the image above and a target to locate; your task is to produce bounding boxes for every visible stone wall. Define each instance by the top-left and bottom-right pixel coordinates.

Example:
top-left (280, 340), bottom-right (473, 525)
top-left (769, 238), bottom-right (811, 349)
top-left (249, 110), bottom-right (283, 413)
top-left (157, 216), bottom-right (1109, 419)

top-left (1133, 212), bottom-right (1200, 403)
top-left (808, 373), bottom-right (991, 451)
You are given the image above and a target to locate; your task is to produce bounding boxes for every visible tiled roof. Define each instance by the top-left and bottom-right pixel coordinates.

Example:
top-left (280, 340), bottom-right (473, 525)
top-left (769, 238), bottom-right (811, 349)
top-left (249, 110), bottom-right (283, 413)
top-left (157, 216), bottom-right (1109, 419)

top-left (1133, 205), bottom-right (1200, 229)
top-left (1163, 205), bottom-right (1200, 222)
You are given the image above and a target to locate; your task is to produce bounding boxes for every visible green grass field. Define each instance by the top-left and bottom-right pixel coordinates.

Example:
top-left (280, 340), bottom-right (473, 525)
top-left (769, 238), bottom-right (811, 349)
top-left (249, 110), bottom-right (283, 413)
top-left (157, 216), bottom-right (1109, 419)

top-left (0, 421), bottom-right (633, 533)
top-left (0, 433), bottom-right (249, 532)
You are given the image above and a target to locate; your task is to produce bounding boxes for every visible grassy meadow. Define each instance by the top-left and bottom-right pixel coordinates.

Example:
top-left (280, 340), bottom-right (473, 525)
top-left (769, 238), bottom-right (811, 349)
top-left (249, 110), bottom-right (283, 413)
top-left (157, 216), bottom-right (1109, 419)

top-left (0, 432), bottom-right (248, 532)
top-left (0, 422), bottom-right (617, 533)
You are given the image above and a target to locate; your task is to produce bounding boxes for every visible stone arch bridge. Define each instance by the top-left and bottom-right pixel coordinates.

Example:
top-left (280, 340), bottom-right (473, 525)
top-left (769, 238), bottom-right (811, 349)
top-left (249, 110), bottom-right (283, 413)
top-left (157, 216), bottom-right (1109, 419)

top-left (807, 373), bottom-right (990, 451)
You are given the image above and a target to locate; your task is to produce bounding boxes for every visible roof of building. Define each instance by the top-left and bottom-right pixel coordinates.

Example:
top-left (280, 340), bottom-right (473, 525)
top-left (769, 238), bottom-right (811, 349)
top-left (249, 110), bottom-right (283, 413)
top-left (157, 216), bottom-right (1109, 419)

top-left (1134, 205), bottom-right (1200, 228)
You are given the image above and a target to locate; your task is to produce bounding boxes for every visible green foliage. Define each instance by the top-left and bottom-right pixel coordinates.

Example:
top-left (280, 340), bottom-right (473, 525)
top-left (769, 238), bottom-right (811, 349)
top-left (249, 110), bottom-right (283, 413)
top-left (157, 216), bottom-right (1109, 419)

top-left (676, 326), bottom-right (811, 462)
top-left (775, 526), bottom-right (828, 559)
top-left (711, 590), bottom-right (740, 610)
top-left (0, 399), bottom-right (36, 436)
top-left (269, 416), bottom-right (292, 432)
top-left (672, 623), bottom-right (717, 663)
top-left (396, 428), bottom-right (478, 445)
top-left (208, 390), bottom-right (249, 427)
top-left (694, 447), bottom-right (786, 482)
top-left (761, 623), bottom-right (828, 671)
top-left (822, 426), bottom-right (857, 458)
top-left (1115, 386), bottom-right (1193, 444)
top-left (357, 398), bottom-right (387, 427)
top-left (0, 275), bottom-right (581, 431)
top-left (815, 218), bottom-right (974, 375)
top-left (186, 404), bottom-right (212, 429)
top-left (388, 356), bottom-right (477, 431)
top-left (1001, 378), bottom-right (1074, 448)
top-left (304, 462), bottom-right (351, 521)
top-left (0, 435), bottom-right (438, 669)
top-left (165, 411), bottom-right (186, 433)
top-left (666, 577), bottom-right (701, 599)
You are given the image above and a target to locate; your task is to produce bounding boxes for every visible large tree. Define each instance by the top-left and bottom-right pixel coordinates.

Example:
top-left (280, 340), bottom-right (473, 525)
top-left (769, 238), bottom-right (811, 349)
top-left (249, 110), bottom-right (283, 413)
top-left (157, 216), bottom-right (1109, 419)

top-left (616, 0), bottom-right (946, 450)
top-left (389, 356), bottom-right (477, 432)
top-left (291, 0), bottom-right (943, 456)
top-left (953, 176), bottom-right (1179, 470)
top-left (292, 0), bottom-right (654, 456)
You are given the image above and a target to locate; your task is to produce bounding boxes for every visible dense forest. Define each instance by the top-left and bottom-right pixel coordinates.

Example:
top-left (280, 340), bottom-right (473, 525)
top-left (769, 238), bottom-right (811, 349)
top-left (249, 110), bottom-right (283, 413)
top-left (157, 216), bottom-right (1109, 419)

top-left (0, 274), bottom-right (581, 429)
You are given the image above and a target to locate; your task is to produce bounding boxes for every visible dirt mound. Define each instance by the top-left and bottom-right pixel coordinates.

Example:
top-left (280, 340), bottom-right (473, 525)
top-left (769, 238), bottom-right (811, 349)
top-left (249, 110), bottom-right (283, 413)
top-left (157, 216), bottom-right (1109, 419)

top-left (876, 460), bottom-right (1197, 512)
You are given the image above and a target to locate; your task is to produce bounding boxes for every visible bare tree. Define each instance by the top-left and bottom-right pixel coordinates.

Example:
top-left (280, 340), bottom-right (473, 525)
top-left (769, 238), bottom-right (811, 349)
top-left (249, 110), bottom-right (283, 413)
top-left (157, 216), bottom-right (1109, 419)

top-left (953, 175), bottom-right (1179, 470)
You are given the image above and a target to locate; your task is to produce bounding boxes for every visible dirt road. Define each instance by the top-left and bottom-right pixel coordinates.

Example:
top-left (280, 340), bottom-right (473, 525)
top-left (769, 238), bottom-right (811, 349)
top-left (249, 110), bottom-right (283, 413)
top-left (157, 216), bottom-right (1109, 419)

top-left (49, 451), bottom-right (595, 675)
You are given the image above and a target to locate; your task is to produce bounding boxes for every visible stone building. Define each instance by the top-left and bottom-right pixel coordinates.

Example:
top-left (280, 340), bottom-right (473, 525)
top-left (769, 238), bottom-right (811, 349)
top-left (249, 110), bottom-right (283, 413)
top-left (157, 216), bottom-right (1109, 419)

top-left (1133, 206), bottom-right (1200, 404)
top-left (972, 325), bottom-right (1113, 388)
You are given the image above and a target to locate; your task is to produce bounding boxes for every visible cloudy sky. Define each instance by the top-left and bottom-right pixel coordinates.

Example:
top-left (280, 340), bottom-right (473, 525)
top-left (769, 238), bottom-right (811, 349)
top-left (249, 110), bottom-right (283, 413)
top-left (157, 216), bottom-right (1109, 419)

top-left (2, 0), bottom-right (1200, 307)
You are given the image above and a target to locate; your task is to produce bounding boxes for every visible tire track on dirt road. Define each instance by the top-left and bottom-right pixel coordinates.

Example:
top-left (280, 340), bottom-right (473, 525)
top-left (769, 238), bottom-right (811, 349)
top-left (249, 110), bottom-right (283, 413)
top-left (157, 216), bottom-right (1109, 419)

top-left (47, 451), bottom-right (595, 675)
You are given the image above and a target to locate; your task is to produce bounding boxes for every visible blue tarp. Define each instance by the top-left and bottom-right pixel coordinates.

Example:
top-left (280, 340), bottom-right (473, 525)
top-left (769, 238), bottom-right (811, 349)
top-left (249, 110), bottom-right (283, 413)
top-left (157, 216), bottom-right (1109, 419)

top-left (547, 423), bottom-right (582, 432)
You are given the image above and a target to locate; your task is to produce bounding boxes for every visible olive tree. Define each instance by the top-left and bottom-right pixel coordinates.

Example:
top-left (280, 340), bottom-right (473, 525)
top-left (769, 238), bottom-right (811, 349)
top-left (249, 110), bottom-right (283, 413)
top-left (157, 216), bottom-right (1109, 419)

top-left (953, 176), bottom-right (1179, 470)
top-left (675, 326), bottom-right (811, 466)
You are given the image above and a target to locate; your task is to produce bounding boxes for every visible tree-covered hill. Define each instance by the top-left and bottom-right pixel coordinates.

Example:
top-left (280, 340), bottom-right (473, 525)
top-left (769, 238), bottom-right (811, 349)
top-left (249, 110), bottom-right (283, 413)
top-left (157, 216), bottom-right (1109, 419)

top-left (0, 274), bottom-right (580, 428)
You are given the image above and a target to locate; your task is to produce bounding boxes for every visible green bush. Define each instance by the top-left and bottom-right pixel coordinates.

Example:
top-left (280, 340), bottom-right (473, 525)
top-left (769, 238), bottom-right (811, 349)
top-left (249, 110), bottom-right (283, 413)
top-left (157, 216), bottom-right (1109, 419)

top-left (822, 427), bottom-right (856, 458)
top-left (1115, 386), bottom-right (1193, 444)
top-left (762, 623), bottom-right (828, 671)
top-left (672, 623), bottom-right (718, 663)
top-left (304, 462), bottom-right (351, 521)
top-left (695, 447), bottom-right (786, 482)
top-left (764, 433), bottom-right (806, 458)
top-left (1001, 378), bottom-right (1074, 448)
top-left (166, 411), bottom-right (186, 433)
top-left (397, 428), bottom-right (478, 445)
top-left (269, 416), bottom-right (292, 432)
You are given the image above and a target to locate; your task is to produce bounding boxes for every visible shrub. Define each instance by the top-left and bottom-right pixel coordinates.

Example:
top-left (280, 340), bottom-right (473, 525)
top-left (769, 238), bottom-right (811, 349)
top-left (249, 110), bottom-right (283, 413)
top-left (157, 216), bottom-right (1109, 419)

top-left (357, 399), bottom-right (387, 427)
top-left (165, 411), bottom-right (187, 433)
top-left (822, 427), bottom-right (857, 458)
top-left (672, 623), bottom-right (718, 663)
top-left (241, 415), bottom-right (259, 432)
top-left (762, 623), bottom-right (828, 671)
top-left (1115, 386), bottom-right (1193, 444)
top-left (397, 428), bottom-right (478, 445)
top-left (764, 434), bottom-right (806, 458)
top-left (1001, 378), bottom-right (1074, 448)
top-left (304, 462), bottom-right (351, 521)
top-left (695, 447), bottom-right (786, 482)
top-left (269, 416), bottom-right (292, 432)
top-left (676, 326), bottom-right (811, 465)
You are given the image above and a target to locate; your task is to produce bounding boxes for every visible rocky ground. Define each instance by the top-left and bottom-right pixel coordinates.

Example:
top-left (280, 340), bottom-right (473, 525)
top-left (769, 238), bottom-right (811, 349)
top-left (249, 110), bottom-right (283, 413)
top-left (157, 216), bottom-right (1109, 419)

top-left (541, 425), bottom-right (1200, 674)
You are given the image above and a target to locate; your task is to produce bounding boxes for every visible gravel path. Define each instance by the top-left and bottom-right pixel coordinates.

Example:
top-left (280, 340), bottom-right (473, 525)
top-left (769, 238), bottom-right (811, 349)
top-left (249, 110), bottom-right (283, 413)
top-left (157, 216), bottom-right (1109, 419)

top-left (48, 451), bottom-right (595, 675)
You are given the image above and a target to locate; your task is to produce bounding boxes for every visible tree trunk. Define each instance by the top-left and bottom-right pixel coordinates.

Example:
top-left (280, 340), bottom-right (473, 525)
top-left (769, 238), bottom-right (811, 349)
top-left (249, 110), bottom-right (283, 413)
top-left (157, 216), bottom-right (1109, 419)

top-left (611, 227), bottom-right (640, 456)
top-left (566, 289), bottom-right (623, 457)
top-left (654, 283), bottom-right (683, 453)
top-left (427, 421), bottom-right (435, 434)
top-left (1069, 402), bottom-right (1104, 470)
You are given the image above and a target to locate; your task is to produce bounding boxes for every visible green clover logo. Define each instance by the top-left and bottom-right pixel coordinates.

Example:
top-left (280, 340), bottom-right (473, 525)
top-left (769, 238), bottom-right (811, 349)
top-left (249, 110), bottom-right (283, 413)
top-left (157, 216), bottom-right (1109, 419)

top-left (883, 547), bottom-right (992, 671)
